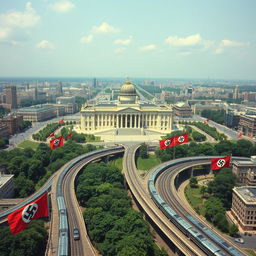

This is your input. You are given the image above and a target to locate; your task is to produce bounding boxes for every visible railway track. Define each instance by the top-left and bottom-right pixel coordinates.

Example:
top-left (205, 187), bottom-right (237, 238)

top-left (123, 144), bottom-right (206, 256)
top-left (152, 157), bottom-right (247, 256)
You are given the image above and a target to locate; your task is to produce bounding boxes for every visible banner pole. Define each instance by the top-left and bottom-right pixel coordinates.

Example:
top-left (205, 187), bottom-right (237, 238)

top-left (173, 137), bottom-right (176, 159)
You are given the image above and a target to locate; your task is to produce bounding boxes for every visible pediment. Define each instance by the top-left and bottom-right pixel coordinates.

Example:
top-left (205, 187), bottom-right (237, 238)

top-left (117, 107), bottom-right (141, 114)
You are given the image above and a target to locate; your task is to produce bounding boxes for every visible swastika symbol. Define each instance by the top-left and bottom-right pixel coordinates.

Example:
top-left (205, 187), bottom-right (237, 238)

top-left (164, 139), bottom-right (171, 146)
top-left (54, 139), bottom-right (60, 146)
top-left (178, 136), bottom-right (185, 143)
top-left (217, 159), bottom-right (226, 167)
top-left (22, 203), bottom-right (38, 223)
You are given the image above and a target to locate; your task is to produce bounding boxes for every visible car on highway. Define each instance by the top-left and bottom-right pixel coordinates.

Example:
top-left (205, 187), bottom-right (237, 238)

top-left (73, 227), bottom-right (80, 240)
top-left (234, 238), bottom-right (244, 244)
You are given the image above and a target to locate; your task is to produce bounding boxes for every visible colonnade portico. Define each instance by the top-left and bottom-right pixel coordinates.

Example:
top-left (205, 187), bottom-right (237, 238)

top-left (80, 81), bottom-right (173, 134)
top-left (81, 112), bottom-right (172, 131)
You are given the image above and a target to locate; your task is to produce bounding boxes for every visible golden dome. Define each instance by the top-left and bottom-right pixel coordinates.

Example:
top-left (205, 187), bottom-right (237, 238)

top-left (120, 81), bottom-right (136, 95)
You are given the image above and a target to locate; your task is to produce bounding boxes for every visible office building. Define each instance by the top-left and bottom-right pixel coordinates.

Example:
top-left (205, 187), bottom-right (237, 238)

top-left (231, 186), bottom-right (256, 231)
top-left (4, 86), bottom-right (17, 109)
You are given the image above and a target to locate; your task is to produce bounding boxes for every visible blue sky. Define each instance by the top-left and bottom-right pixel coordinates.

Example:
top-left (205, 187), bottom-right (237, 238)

top-left (0, 0), bottom-right (255, 79)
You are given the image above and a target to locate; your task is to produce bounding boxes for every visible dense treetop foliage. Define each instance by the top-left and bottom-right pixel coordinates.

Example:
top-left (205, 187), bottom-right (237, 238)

top-left (0, 137), bottom-right (9, 149)
top-left (201, 109), bottom-right (225, 125)
top-left (156, 139), bottom-right (256, 162)
top-left (0, 220), bottom-right (48, 256)
top-left (32, 122), bottom-right (60, 141)
top-left (76, 162), bottom-right (167, 256)
top-left (0, 141), bottom-right (97, 197)
top-left (138, 143), bottom-right (149, 159)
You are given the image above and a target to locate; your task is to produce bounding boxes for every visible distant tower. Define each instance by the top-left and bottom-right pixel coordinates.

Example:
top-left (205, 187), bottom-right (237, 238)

top-left (233, 85), bottom-right (239, 99)
top-left (93, 78), bottom-right (97, 88)
top-left (25, 83), bottom-right (29, 91)
top-left (56, 81), bottom-right (63, 96)
top-left (4, 86), bottom-right (17, 109)
top-left (34, 86), bottom-right (38, 101)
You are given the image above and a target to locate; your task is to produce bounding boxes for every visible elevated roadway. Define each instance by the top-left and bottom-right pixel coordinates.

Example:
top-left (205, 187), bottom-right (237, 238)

top-left (123, 144), bottom-right (207, 256)
top-left (154, 157), bottom-right (246, 256)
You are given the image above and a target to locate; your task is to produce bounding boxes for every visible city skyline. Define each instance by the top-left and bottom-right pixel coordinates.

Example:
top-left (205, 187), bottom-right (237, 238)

top-left (0, 0), bottom-right (256, 80)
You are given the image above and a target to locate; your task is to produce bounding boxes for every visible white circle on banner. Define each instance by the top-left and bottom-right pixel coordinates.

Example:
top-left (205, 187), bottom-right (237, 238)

top-left (217, 159), bottom-right (226, 167)
top-left (164, 139), bottom-right (171, 146)
top-left (178, 136), bottom-right (185, 143)
top-left (22, 203), bottom-right (38, 223)
top-left (54, 139), bottom-right (60, 146)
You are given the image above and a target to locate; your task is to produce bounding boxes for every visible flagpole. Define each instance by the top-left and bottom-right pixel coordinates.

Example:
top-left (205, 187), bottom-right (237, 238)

top-left (173, 137), bottom-right (176, 159)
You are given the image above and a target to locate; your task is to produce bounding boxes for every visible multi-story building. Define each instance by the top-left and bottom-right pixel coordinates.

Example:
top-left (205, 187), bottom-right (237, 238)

top-left (225, 108), bottom-right (240, 129)
top-left (0, 124), bottom-right (9, 138)
top-left (17, 105), bottom-right (56, 122)
top-left (231, 186), bottom-right (256, 231)
top-left (4, 86), bottom-right (17, 109)
top-left (0, 114), bottom-right (23, 135)
top-left (80, 81), bottom-right (173, 134)
top-left (232, 156), bottom-right (256, 185)
top-left (173, 102), bottom-right (192, 117)
top-left (0, 174), bottom-right (14, 199)
top-left (239, 114), bottom-right (256, 138)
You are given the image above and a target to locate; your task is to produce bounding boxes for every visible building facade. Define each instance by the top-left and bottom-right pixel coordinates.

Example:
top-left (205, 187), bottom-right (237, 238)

top-left (239, 114), bottom-right (256, 138)
top-left (0, 114), bottom-right (23, 135)
top-left (225, 108), bottom-right (240, 129)
top-left (232, 157), bottom-right (256, 185)
top-left (173, 102), bottom-right (192, 117)
top-left (80, 81), bottom-right (173, 134)
top-left (4, 86), bottom-right (17, 109)
top-left (0, 174), bottom-right (14, 199)
top-left (17, 105), bottom-right (56, 122)
top-left (231, 186), bottom-right (256, 231)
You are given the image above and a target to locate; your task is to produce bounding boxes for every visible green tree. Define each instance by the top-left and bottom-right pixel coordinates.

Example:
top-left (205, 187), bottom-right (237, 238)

top-left (189, 176), bottom-right (198, 188)
top-left (229, 224), bottom-right (239, 236)
top-left (14, 173), bottom-right (35, 197)
top-left (139, 143), bottom-right (148, 159)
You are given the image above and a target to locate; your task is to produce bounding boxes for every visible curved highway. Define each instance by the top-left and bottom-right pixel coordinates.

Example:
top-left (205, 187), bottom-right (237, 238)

top-left (154, 157), bottom-right (246, 256)
top-left (123, 144), bottom-right (207, 256)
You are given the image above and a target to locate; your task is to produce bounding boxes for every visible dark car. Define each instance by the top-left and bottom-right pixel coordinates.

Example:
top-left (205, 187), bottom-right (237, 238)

top-left (73, 227), bottom-right (80, 240)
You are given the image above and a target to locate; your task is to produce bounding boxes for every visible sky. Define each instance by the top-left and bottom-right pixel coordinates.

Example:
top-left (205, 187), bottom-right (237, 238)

top-left (0, 0), bottom-right (255, 80)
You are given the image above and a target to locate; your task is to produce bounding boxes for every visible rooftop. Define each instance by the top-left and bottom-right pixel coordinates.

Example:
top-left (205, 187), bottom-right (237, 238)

top-left (0, 174), bottom-right (14, 188)
top-left (234, 186), bottom-right (256, 203)
top-left (18, 105), bottom-right (55, 112)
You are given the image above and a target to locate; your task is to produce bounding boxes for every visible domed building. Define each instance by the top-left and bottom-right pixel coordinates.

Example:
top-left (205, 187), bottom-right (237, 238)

top-left (118, 81), bottom-right (138, 104)
top-left (80, 81), bottom-right (173, 137)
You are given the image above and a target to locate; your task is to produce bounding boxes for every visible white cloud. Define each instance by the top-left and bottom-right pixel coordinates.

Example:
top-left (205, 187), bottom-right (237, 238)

top-left (0, 2), bottom-right (40, 28)
top-left (114, 47), bottom-right (126, 53)
top-left (114, 36), bottom-right (132, 45)
top-left (0, 27), bottom-right (11, 41)
top-left (221, 39), bottom-right (247, 47)
top-left (92, 22), bottom-right (120, 34)
top-left (138, 44), bottom-right (156, 51)
top-left (49, 1), bottom-right (75, 13)
top-left (165, 34), bottom-right (202, 47)
top-left (214, 39), bottom-right (248, 54)
top-left (80, 34), bottom-right (93, 44)
top-left (36, 40), bottom-right (55, 49)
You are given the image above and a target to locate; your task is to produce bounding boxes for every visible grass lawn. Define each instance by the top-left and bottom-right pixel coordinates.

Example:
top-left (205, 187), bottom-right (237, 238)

top-left (109, 157), bottom-right (123, 171)
top-left (85, 135), bottom-right (102, 142)
top-left (136, 154), bottom-right (161, 171)
top-left (245, 249), bottom-right (256, 256)
top-left (18, 140), bottom-right (40, 150)
top-left (185, 185), bottom-right (206, 215)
